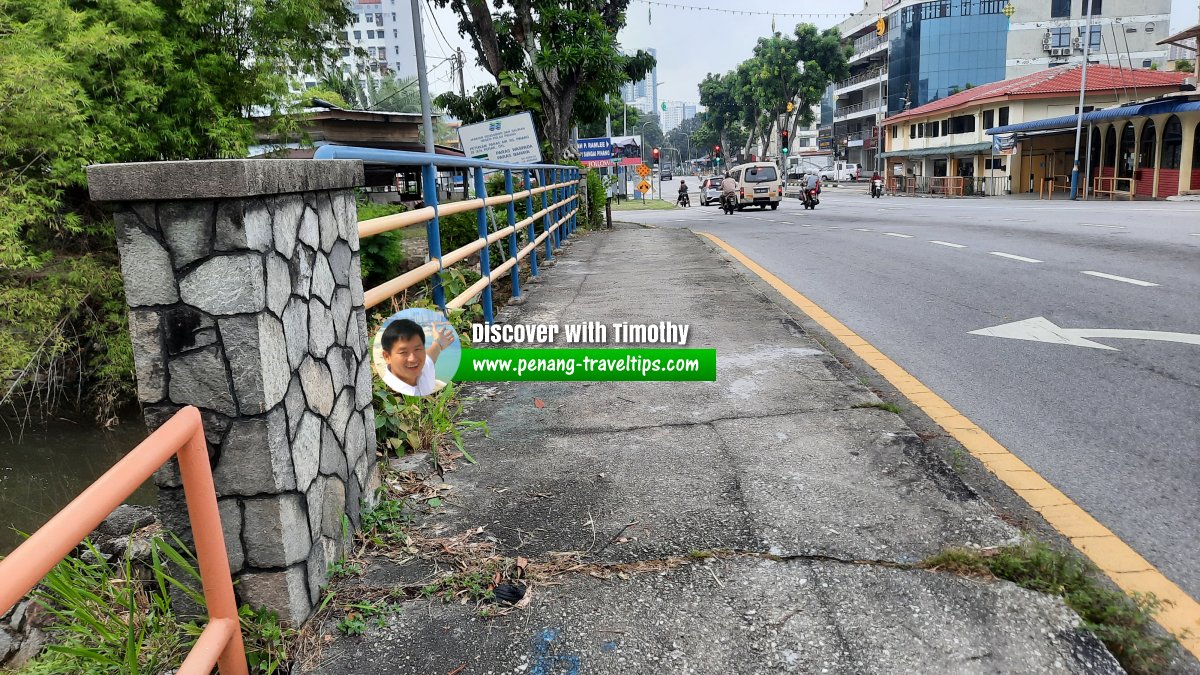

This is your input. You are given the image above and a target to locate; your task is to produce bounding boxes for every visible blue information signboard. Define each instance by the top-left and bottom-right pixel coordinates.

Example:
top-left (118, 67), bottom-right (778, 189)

top-left (578, 137), bottom-right (614, 167)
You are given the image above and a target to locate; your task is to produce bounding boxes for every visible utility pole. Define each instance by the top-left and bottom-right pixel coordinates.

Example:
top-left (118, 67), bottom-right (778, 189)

top-left (1069, 0), bottom-right (1094, 200)
top-left (410, 0), bottom-right (434, 156)
top-left (456, 47), bottom-right (466, 98)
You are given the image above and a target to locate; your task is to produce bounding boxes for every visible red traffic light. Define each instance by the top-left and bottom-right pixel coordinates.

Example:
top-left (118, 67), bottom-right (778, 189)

top-left (714, 145), bottom-right (721, 153)
top-left (652, 147), bottom-right (660, 158)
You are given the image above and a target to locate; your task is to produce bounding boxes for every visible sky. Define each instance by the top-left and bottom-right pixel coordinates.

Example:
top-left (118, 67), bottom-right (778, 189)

top-left (420, 0), bottom-right (1200, 106)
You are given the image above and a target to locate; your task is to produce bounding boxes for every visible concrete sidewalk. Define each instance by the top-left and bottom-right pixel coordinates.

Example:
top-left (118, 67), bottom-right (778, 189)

top-left (312, 225), bottom-right (1121, 674)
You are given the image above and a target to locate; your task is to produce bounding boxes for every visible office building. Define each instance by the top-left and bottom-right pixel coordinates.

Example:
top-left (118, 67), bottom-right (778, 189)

top-left (660, 101), bottom-right (698, 132)
top-left (300, 0), bottom-right (418, 92)
top-left (824, 0), bottom-right (1171, 171)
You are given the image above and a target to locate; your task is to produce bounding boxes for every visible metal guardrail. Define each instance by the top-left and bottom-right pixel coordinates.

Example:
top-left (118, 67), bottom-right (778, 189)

top-left (0, 406), bottom-right (247, 675)
top-left (313, 147), bottom-right (581, 324)
top-left (834, 100), bottom-right (884, 119)
top-left (835, 68), bottom-right (885, 91)
top-left (852, 33), bottom-right (885, 55)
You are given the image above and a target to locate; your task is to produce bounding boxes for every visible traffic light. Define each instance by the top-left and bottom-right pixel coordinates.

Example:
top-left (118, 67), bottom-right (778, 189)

top-left (780, 130), bottom-right (790, 155)
top-left (713, 145), bottom-right (721, 165)
top-left (652, 147), bottom-right (660, 163)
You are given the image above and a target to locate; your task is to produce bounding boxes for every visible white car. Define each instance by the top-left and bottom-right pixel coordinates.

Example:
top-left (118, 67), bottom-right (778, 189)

top-left (701, 177), bottom-right (725, 205)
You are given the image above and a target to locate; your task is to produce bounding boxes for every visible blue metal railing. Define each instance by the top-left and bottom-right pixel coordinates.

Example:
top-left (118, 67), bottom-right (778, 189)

top-left (313, 146), bottom-right (581, 322)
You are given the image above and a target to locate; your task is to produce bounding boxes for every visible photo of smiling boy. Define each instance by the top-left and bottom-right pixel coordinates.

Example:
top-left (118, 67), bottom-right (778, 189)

top-left (377, 318), bottom-right (457, 397)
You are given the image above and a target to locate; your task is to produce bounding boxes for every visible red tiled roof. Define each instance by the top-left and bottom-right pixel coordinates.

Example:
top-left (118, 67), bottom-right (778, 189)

top-left (884, 65), bottom-right (1187, 124)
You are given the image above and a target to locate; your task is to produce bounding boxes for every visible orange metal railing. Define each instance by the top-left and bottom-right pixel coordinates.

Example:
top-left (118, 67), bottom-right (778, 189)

top-left (0, 406), bottom-right (248, 675)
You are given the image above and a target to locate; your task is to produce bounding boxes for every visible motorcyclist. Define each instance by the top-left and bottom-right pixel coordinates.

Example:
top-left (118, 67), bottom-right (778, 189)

top-left (870, 170), bottom-right (883, 197)
top-left (804, 172), bottom-right (819, 201)
top-left (677, 179), bottom-right (690, 207)
top-left (720, 173), bottom-right (737, 208)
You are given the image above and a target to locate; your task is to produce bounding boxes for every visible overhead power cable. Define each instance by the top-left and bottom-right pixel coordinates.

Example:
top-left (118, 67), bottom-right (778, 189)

top-left (630, 0), bottom-right (853, 20)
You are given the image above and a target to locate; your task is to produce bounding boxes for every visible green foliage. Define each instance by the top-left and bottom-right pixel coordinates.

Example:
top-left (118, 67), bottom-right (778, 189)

top-left (433, 0), bottom-right (654, 158)
top-left (356, 199), bottom-right (410, 289)
top-left (372, 382), bottom-right (486, 468)
top-left (1174, 60), bottom-right (1194, 73)
top-left (419, 563), bottom-right (506, 603)
top-left (359, 495), bottom-right (412, 547)
top-left (0, 0), bottom-right (353, 422)
top-left (17, 535), bottom-right (295, 675)
top-left (327, 558), bottom-right (364, 580)
top-left (925, 542), bottom-right (1179, 674)
top-left (586, 170), bottom-right (606, 228)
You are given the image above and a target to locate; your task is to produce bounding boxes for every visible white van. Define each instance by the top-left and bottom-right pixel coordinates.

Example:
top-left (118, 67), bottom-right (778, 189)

top-left (820, 162), bottom-right (861, 182)
top-left (729, 162), bottom-right (784, 210)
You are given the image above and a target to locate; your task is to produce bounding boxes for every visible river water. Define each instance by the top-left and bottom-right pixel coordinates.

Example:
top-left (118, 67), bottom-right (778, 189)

top-left (0, 413), bottom-right (155, 554)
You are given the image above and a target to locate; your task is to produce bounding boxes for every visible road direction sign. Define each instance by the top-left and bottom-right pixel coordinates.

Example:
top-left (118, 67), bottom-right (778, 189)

top-left (968, 317), bottom-right (1200, 351)
top-left (636, 180), bottom-right (651, 193)
top-left (636, 164), bottom-right (651, 178)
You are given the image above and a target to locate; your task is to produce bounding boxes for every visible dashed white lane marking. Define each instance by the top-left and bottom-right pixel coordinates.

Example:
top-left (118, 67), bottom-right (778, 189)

top-left (989, 252), bottom-right (1043, 263)
top-left (882, 232), bottom-right (913, 238)
top-left (929, 240), bottom-right (967, 248)
top-left (853, 228), bottom-right (873, 232)
top-left (1079, 223), bottom-right (1126, 229)
top-left (1190, 233), bottom-right (1200, 237)
top-left (1080, 271), bottom-right (1160, 287)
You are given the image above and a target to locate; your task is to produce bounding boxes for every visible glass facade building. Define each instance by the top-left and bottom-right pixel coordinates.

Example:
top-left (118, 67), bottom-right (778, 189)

top-left (886, 0), bottom-right (1009, 114)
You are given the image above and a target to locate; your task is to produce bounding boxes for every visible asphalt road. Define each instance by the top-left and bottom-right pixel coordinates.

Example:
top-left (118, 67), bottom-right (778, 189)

top-left (617, 185), bottom-right (1200, 601)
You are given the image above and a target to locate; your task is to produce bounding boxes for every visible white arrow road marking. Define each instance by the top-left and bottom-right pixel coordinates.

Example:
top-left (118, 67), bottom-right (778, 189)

top-left (1080, 271), bottom-right (1159, 287)
top-left (989, 251), bottom-right (1043, 263)
top-left (969, 316), bottom-right (1200, 351)
top-left (930, 240), bottom-right (966, 248)
top-left (882, 232), bottom-right (913, 238)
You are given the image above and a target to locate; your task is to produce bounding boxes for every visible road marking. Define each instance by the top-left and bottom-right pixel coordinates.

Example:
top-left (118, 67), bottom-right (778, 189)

top-left (1080, 271), bottom-right (1159, 287)
top-left (970, 316), bottom-right (1198, 350)
top-left (929, 240), bottom-right (967, 248)
top-left (881, 232), bottom-right (913, 238)
top-left (697, 230), bottom-right (1200, 660)
top-left (853, 228), bottom-right (874, 232)
top-left (1190, 233), bottom-right (1200, 237)
top-left (989, 252), bottom-right (1043, 263)
top-left (1079, 223), bottom-right (1126, 229)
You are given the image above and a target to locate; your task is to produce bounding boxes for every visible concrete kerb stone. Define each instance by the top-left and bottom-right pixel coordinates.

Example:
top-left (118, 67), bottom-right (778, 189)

top-left (86, 159), bottom-right (364, 202)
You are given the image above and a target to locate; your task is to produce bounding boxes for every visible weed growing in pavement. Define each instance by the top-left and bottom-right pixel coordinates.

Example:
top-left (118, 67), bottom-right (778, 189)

top-left (360, 495), bottom-right (414, 547)
top-left (327, 558), bottom-right (364, 580)
top-left (923, 541), bottom-right (1179, 674)
top-left (419, 563), bottom-right (507, 603)
top-left (15, 535), bottom-right (295, 675)
top-left (851, 401), bottom-right (903, 414)
top-left (373, 381), bottom-right (488, 470)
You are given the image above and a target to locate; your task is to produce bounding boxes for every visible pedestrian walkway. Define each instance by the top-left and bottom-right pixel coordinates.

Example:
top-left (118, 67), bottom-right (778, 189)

top-left (311, 224), bottom-right (1120, 674)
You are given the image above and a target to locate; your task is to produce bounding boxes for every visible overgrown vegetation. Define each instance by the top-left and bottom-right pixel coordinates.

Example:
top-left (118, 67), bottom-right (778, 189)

top-left (16, 535), bottom-right (294, 674)
top-left (923, 541), bottom-right (1179, 674)
top-left (1, 0), bottom-right (351, 425)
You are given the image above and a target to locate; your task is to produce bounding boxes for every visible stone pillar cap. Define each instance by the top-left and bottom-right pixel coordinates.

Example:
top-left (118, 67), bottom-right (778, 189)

top-left (87, 159), bottom-right (365, 202)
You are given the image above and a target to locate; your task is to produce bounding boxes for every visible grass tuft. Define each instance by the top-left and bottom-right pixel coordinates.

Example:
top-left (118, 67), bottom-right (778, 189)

top-left (851, 401), bottom-right (903, 414)
top-left (923, 541), bottom-right (1179, 674)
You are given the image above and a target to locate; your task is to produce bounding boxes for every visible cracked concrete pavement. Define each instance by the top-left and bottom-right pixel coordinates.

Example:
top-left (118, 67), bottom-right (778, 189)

top-left (311, 225), bottom-right (1122, 674)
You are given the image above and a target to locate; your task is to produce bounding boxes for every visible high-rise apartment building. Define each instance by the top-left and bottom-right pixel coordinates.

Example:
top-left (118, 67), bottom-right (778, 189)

top-left (824, 0), bottom-right (1171, 169)
top-left (621, 48), bottom-right (660, 119)
top-left (301, 0), bottom-right (419, 93)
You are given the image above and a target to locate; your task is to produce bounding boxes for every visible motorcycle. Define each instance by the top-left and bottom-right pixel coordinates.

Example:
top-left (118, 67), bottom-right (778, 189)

top-left (677, 191), bottom-right (690, 208)
top-left (802, 189), bottom-right (820, 210)
top-left (722, 193), bottom-right (737, 215)
top-left (871, 178), bottom-right (884, 198)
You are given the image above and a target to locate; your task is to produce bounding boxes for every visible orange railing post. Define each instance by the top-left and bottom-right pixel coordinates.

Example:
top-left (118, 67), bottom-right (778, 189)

top-left (0, 406), bottom-right (248, 674)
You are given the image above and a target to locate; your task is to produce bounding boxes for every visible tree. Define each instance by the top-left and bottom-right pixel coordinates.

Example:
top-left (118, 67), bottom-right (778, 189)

top-left (1, 0), bottom-right (352, 421)
top-left (433, 0), bottom-right (655, 159)
top-left (1175, 59), bottom-right (1195, 73)
top-left (698, 72), bottom-right (745, 165)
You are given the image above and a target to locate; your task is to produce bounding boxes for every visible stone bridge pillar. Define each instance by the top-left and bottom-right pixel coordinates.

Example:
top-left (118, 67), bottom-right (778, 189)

top-left (87, 160), bottom-right (379, 623)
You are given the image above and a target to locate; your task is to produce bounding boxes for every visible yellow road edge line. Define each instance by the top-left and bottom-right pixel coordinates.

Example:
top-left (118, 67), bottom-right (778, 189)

top-left (697, 231), bottom-right (1200, 658)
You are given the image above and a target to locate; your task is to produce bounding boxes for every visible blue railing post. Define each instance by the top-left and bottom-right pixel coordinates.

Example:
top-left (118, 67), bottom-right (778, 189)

top-left (540, 169), bottom-right (554, 262)
top-left (525, 169), bottom-right (539, 279)
top-left (474, 167), bottom-right (494, 324)
top-left (571, 169), bottom-right (578, 234)
top-left (563, 170), bottom-right (572, 240)
top-left (422, 164), bottom-right (445, 310)
top-left (504, 169), bottom-right (521, 302)
top-left (553, 169), bottom-right (563, 250)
